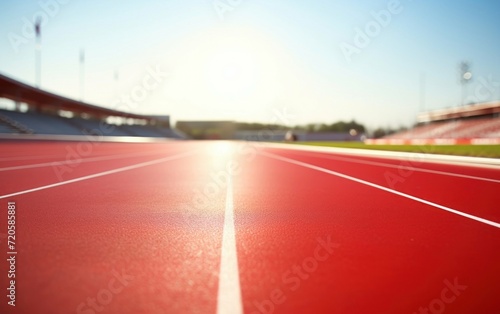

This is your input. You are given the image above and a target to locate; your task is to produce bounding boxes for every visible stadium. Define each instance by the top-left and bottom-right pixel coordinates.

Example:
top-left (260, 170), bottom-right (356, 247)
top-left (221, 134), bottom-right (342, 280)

top-left (369, 101), bottom-right (500, 145)
top-left (1, 1), bottom-right (499, 314)
top-left (0, 73), bottom-right (184, 140)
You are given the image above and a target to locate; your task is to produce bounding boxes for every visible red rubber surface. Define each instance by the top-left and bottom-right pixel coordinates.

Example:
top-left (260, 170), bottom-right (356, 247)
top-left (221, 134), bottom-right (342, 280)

top-left (0, 141), bottom-right (499, 314)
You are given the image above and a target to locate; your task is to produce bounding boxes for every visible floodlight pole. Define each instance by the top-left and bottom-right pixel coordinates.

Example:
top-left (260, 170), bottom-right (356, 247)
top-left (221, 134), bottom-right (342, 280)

top-left (461, 83), bottom-right (465, 106)
top-left (114, 69), bottom-right (119, 95)
top-left (459, 62), bottom-right (472, 106)
top-left (35, 18), bottom-right (41, 88)
top-left (419, 72), bottom-right (426, 112)
top-left (80, 49), bottom-right (85, 101)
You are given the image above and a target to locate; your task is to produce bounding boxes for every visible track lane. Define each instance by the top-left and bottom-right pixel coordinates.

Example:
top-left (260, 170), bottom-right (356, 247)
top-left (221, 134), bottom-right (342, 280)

top-left (262, 148), bottom-right (500, 223)
top-left (0, 149), bottom-right (229, 314)
top-left (264, 147), bottom-right (500, 180)
top-left (0, 142), bottom-right (191, 167)
top-left (0, 141), bottom-right (499, 313)
top-left (0, 143), bottom-right (202, 196)
top-left (233, 147), bottom-right (500, 313)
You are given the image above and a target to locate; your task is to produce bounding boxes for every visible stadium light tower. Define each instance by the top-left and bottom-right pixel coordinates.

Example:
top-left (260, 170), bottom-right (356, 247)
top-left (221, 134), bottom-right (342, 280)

top-left (419, 72), bottom-right (426, 112)
top-left (35, 17), bottom-right (42, 88)
top-left (80, 49), bottom-right (85, 101)
top-left (459, 61), bottom-right (472, 106)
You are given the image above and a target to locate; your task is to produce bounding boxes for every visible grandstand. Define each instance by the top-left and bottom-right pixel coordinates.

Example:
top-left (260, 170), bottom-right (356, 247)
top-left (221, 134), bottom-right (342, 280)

top-left (366, 101), bottom-right (500, 145)
top-left (0, 73), bottom-right (185, 140)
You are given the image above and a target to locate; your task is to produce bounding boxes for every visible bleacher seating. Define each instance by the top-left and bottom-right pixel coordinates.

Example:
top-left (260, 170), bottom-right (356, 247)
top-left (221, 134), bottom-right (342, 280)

top-left (0, 109), bottom-right (183, 139)
top-left (0, 112), bottom-right (32, 134)
top-left (119, 125), bottom-right (163, 137)
top-left (69, 117), bottom-right (131, 137)
top-left (0, 122), bottom-right (17, 134)
top-left (1, 110), bottom-right (82, 135)
top-left (385, 117), bottom-right (500, 140)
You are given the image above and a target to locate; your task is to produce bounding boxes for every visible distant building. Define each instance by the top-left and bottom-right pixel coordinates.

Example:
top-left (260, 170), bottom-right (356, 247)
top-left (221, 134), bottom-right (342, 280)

top-left (175, 121), bottom-right (235, 139)
top-left (233, 130), bottom-right (363, 142)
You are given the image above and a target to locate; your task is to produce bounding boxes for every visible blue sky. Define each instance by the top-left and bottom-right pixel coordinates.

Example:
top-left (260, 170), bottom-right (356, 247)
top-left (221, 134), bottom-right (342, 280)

top-left (0, 0), bottom-right (499, 129)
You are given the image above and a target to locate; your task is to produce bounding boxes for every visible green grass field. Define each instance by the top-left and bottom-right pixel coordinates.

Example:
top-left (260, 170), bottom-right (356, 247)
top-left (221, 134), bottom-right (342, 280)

top-left (294, 142), bottom-right (500, 158)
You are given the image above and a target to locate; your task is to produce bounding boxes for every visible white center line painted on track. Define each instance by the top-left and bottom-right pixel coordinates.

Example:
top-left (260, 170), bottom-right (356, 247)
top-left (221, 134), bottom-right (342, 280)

top-left (216, 173), bottom-right (243, 314)
top-left (0, 151), bottom-right (196, 199)
top-left (261, 151), bottom-right (500, 229)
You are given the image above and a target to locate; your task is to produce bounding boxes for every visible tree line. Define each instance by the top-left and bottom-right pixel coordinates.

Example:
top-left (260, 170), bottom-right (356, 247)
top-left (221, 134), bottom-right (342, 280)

top-left (235, 120), bottom-right (367, 133)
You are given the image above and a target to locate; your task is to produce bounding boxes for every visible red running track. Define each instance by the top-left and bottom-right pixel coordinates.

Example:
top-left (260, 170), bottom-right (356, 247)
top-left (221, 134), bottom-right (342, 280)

top-left (0, 140), bottom-right (499, 314)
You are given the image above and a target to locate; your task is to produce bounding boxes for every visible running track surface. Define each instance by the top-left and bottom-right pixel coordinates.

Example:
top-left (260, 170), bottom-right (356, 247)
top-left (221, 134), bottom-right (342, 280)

top-left (0, 140), bottom-right (499, 314)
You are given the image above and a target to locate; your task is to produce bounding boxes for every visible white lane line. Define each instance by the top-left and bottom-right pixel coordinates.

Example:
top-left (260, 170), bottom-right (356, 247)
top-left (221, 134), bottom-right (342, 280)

top-left (0, 154), bottom-right (64, 162)
top-left (288, 151), bottom-right (500, 184)
top-left (261, 151), bottom-right (500, 229)
top-left (0, 150), bottom-right (165, 163)
top-left (256, 142), bottom-right (500, 168)
top-left (216, 173), bottom-right (243, 314)
top-left (0, 151), bottom-right (195, 199)
top-left (0, 149), bottom-right (170, 172)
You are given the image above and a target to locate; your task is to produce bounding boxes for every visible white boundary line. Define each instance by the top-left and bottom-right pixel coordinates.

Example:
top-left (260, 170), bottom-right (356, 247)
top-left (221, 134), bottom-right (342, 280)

top-left (0, 154), bottom-right (65, 162)
top-left (285, 150), bottom-right (500, 184)
top-left (0, 149), bottom-right (170, 172)
top-left (0, 133), bottom-right (178, 143)
top-left (216, 173), bottom-right (243, 314)
top-left (0, 152), bottom-right (146, 162)
top-left (0, 151), bottom-right (195, 199)
top-left (261, 151), bottom-right (500, 229)
top-left (255, 142), bottom-right (500, 169)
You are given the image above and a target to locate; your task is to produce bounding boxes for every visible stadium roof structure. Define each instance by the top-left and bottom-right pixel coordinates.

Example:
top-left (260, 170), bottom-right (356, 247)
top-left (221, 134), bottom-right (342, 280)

top-left (0, 73), bottom-right (159, 123)
top-left (417, 101), bottom-right (500, 123)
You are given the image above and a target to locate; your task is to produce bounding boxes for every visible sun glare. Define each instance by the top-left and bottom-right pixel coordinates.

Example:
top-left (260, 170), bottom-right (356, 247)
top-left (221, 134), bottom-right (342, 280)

top-left (167, 27), bottom-right (283, 115)
top-left (205, 48), bottom-right (257, 97)
top-left (206, 141), bottom-right (234, 170)
top-left (210, 141), bottom-right (234, 158)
